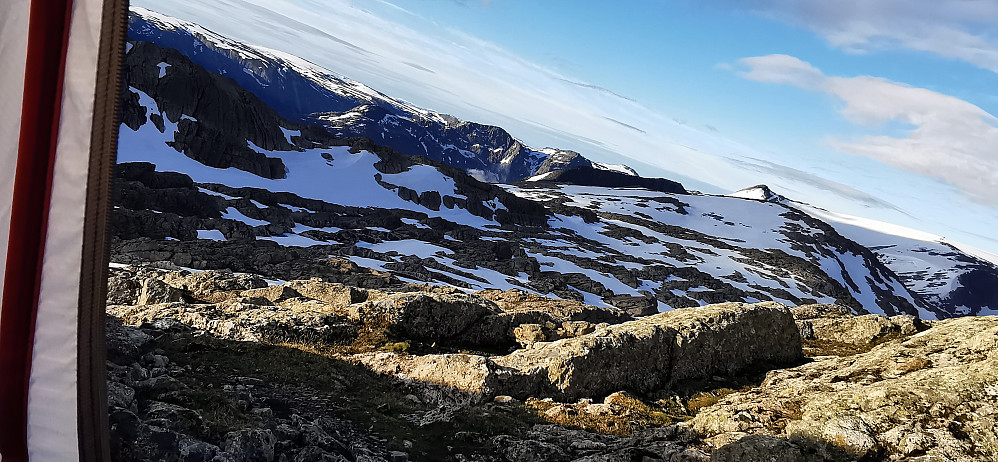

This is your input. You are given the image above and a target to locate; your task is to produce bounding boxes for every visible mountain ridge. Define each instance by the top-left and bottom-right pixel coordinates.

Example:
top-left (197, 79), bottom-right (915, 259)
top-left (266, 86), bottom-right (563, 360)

top-left (128, 7), bottom-right (627, 184)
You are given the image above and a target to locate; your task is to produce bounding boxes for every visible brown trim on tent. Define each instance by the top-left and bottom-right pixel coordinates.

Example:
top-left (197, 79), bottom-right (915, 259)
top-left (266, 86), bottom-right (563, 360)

top-left (78, 0), bottom-right (129, 460)
top-left (0, 0), bottom-right (75, 460)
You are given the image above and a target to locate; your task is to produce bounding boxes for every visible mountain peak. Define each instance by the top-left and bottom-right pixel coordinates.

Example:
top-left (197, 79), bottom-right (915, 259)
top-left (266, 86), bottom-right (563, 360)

top-left (729, 184), bottom-right (787, 203)
top-left (592, 162), bottom-right (638, 176)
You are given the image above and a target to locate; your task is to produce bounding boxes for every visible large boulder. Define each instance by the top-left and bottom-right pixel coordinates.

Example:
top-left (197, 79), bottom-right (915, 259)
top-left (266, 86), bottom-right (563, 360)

top-left (352, 302), bottom-right (803, 401)
top-left (240, 285), bottom-right (302, 304)
top-left (346, 292), bottom-right (502, 344)
top-left (162, 270), bottom-right (269, 303)
top-left (493, 302), bottom-right (803, 400)
top-left (791, 304), bottom-right (929, 355)
top-left (107, 270), bottom-right (142, 305)
top-left (137, 278), bottom-right (186, 305)
top-left (351, 352), bottom-right (500, 404)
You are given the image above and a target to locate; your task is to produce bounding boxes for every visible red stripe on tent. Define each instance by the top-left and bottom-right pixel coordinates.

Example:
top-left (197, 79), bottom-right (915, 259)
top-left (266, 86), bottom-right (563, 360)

top-left (0, 0), bottom-right (76, 460)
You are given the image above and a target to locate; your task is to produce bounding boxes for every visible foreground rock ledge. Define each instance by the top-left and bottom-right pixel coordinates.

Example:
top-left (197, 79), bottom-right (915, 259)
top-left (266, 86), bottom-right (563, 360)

top-left (355, 302), bottom-right (804, 401)
top-left (693, 315), bottom-right (998, 461)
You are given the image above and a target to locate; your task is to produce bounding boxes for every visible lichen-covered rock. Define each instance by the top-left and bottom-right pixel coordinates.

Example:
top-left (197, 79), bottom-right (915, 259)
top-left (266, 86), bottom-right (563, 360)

top-left (792, 303), bottom-right (928, 351)
top-left (513, 324), bottom-right (547, 347)
top-left (107, 271), bottom-right (142, 305)
top-left (711, 435), bottom-right (848, 462)
top-left (351, 352), bottom-right (501, 403)
top-left (789, 304), bottom-right (853, 320)
top-left (177, 437), bottom-right (219, 462)
top-left (691, 316), bottom-right (998, 461)
top-left (106, 315), bottom-right (154, 362)
top-left (352, 302), bottom-right (803, 401)
top-left (107, 381), bottom-right (137, 412)
top-left (490, 424), bottom-right (708, 462)
top-left (286, 279), bottom-right (371, 307)
top-left (240, 285), bottom-right (302, 303)
top-left (163, 270), bottom-right (269, 302)
top-left (475, 288), bottom-right (633, 324)
top-left (493, 302), bottom-right (803, 400)
top-left (144, 401), bottom-right (206, 436)
top-left (138, 278), bottom-right (186, 305)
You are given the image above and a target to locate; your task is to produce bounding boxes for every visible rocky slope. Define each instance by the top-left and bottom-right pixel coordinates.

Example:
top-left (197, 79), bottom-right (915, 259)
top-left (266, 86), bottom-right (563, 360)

top-left (106, 265), bottom-right (998, 461)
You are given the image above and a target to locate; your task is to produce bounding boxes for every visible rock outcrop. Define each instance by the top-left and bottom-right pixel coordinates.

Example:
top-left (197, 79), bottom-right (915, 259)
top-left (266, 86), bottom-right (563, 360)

top-left (692, 315), bottom-right (998, 461)
top-left (792, 303), bottom-right (930, 355)
top-left (351, 301), bottom-right (804, 402)
top-left (108, 266), bottom-right (640, 352)
top-left (493, 302), bottom-right (803, 400)
top-left (107, 264), bottom-right (998, 461)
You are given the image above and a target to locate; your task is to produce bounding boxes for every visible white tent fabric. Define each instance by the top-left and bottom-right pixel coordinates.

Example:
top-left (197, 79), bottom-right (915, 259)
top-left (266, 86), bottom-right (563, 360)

top-left (0, 0), bottom-right (120, 460)
top-left (0, 0), bottom-right (30, 303)
top-left (27, 0), bottom-right (107, 460)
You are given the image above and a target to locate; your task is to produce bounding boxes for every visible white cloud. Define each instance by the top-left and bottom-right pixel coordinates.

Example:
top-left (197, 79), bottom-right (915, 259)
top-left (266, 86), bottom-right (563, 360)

top-left (738, 54), bottom-right (825, 90)
top-left (745, 0), bottom-right (998, 73)
top-left (737, 54), bottom-right (998, 205)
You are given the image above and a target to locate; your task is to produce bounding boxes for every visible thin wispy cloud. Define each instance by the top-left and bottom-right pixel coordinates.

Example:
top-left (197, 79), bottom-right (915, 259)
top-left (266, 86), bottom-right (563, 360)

top-left (743, 0), bottom-right (998, 73)
top-left (736, 54), bottom-right (998, 205)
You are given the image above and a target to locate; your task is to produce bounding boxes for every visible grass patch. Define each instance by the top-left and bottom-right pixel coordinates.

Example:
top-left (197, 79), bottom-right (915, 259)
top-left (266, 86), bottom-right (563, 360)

top-left (380, 341), bottom-right (411, 353)
top-left (686, 388), bottom-right (737, 414)
top-left (156, 387), bottom-right (254, 439)
top-left (525, 394), bottom-right (684, 436)
top-left (803, 339), bottom-right (873, 357)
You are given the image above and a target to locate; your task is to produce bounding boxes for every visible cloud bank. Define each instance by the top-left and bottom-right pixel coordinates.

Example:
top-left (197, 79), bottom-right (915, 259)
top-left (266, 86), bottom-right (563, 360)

top-left (743, 0), bottom-right (998, 73)
top-left (738, 54), bottom-right (998, 205)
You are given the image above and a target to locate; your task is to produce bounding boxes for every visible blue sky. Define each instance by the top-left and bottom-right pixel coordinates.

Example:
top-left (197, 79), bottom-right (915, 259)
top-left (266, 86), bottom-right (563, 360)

top-left (137, 0), bottom-right (998, 256)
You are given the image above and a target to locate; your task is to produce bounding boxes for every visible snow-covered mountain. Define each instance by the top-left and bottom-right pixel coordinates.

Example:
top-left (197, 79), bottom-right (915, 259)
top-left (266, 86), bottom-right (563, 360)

top-left (728, 185), bottom-right (998, 316)
top-left (127, 7), bottom-right (611, 184)
top-left (111, 7), bottom-right (995, 319)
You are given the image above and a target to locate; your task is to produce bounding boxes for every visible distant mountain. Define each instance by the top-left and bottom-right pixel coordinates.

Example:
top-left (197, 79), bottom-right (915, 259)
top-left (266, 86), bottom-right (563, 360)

top-left (525, 167), bottom-right (687, 195)
top-left (729, 185), bottom-right (998, 316)
top-left (127, 7), bottom-right (608, 184)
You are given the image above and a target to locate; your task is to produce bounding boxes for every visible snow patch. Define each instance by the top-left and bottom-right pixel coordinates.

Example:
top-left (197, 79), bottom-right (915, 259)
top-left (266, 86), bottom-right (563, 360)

top-left (221, 207), bottom-right (269, 227)
top-left (196, 229), bottom-right (226, 241)
top-left (357, 239), bottom-right (453, 259)
top-left (592, 162), bottom-right (637, 176)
